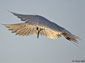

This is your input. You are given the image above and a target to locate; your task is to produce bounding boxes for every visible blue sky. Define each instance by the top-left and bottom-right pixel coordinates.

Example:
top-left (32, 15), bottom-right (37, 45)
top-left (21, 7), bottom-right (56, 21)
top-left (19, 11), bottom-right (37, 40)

top-left (0, 0), bottom-right (85, 63)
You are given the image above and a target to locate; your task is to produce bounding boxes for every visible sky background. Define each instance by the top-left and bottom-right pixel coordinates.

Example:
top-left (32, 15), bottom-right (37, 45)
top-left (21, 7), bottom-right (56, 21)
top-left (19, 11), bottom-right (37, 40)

top-left (0, 0), bottom-right (85, 63)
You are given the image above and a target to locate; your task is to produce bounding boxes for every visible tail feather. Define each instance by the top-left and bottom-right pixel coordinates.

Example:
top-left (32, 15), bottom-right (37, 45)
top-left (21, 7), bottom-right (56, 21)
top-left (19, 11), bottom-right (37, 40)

top-left (62, 33), bottom-right (79, 43)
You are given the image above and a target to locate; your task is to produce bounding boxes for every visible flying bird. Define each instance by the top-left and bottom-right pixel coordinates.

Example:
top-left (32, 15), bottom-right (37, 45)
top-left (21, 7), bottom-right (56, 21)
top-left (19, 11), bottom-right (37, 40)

top-left (3, 12), bottom-right (79, 42)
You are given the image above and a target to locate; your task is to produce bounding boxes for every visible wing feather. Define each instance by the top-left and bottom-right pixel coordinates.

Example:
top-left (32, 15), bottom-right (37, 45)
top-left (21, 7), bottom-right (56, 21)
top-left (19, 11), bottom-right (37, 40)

top-left (4, 23), bottom-right (37, 36)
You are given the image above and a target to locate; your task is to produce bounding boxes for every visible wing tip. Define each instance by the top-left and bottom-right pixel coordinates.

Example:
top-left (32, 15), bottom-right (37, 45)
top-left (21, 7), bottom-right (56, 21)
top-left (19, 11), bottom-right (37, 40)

top-left (10, 11), bottom-right (18, 16)
top-left (7, 10), bottom-right (19, 16)
top-left (3, 24), bottom-right (11, 27)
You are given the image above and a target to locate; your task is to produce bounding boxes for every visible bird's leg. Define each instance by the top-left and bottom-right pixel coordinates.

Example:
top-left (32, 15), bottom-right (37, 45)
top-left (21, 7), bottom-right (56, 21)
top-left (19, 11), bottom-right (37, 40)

top-left (36, 27), bottom-right (39, 38)
top-left (37, 30), bottom-right (40, 38)
top-left (36, 27), bottom-right (44, 38)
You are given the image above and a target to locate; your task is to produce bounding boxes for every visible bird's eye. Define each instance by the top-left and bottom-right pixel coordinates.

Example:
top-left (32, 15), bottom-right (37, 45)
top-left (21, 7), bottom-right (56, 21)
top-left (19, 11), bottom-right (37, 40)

top-left (66, 37), bottom-right (70, 40)
top-left (36, 27), bottom-right (38, 30)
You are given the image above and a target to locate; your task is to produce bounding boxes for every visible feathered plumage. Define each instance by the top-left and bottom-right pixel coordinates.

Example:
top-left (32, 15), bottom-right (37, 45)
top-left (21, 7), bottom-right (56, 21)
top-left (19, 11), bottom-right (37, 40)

top-left (4, 12), bottom-right (79, 43)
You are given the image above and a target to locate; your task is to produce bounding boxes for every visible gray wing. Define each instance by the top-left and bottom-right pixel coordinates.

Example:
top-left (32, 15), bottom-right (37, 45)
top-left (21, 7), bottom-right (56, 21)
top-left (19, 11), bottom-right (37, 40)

top-left (11, 12), bottom-right (68, 33)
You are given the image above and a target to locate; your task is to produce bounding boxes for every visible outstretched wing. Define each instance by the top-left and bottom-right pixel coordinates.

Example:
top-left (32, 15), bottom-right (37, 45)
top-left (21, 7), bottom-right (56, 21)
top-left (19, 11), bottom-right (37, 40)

top-left (10, 12), bottom-right (63, 32)
top-left (3, 22), bottom-right (62, 39)
top-left (3, 23), bottom-right (37, 36)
